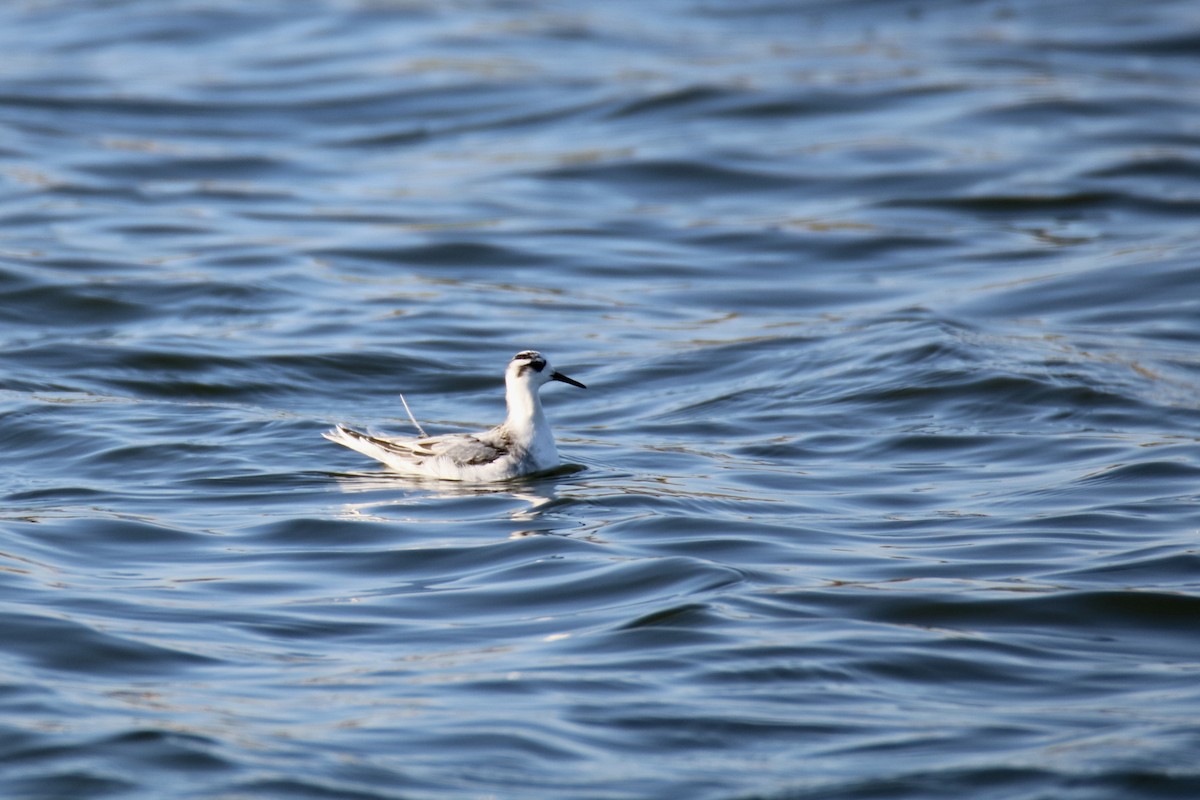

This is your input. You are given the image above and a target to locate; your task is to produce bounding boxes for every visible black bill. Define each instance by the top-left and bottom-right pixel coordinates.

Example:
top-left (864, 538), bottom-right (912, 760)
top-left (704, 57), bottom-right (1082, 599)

top-left (551, 371), bottom-right (586, 389)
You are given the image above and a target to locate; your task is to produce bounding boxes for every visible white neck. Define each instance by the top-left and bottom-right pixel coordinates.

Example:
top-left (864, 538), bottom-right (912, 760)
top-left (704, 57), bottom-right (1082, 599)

top-left (505, 377), bottom-right (546, 432)
top-left (503, 376), bottom-right (558, 467)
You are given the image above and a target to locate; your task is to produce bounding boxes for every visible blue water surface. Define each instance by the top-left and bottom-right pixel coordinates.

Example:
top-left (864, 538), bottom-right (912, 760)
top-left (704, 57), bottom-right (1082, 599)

top-left (1, 1), bottom-right (1199, 798)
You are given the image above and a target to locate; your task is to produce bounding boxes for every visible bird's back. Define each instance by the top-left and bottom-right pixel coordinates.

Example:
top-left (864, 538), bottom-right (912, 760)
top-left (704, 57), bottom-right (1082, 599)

top-left (323, 424), bottom-right (539, 481)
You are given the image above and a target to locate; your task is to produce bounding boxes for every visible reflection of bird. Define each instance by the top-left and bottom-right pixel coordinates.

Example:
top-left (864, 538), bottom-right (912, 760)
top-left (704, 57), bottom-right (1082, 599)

top-left (324, 351), bottom-right (586, 482)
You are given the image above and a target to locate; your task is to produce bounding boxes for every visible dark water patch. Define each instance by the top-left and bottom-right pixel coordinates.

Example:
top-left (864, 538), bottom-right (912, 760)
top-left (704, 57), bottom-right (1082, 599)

top-left (39, 182), bottom-right (149, 203)
top-left (0, 276), bottom-right (289, 335)
top-left (564, 700), bottom-right (856, 761)
top-left (0, 285), bottom-right (150, 327)
top-left (248, 534), bottom-right (592, 599)
top-left (145, 184), bottom-right (299, 205)
top-left (605, 334), bottom-right (819, 398)
top-left (1086, 155), bottom-right (1200, 183)
top-left (245, 523), bottom-right (597, 578)
top-left (332, 92), bottom-right (610, 148)
top-left (691, 648), bottom-right (856, 690)
top-left (2, 344), bottom-right (435, 404)
top-left (1050, 548), bottom-right (1200, 588)
top-left (21, 4), bottom-right (283, 49)
top-left (619, 601), bottom-right (716, 630)
top-left (246, 207), bottom-right (418, 227)
top-left (845, 589), bottom-right (1200, 645)
top-left (5, 485), bottom-right (113, 505)
top-left (889, 187), bottom-right (1200, 221)
top-left (241, 80), bottom-right (519, 116)
top-left (13, 516), bottom-right (212, 568)
top-left (0, 91), bottom-right (221, 120)
top-left (1075, 458), bottom-right (1200, 487)
top-left (1008, 509), bottom-right (1172, 537)
top-left (656, 280), bottom-right (892, 314)
top-left (51, 729), bottom-right (229, 774)
top-left (1, 610), bottom-right (213, 676)
top-left (375, 554), bottom-right (745, 623)
top-left (87, 441), bottom-right (229, 476)
top-left (78, 153), bottom-right (286, 182)
top-left (399, 720), bottom-right (592, 765)
top-left (606, 84), bottom-right (739, 120)
top-left (0, 262), bottom-right (44, 292)
top-left (232, 611), bottom-right (394, 644)
top-left (615, 521), bottom-right (811, 568)
top-left (835, 370), bottom-right (1154, 430)
top-left (109, 348), bottom-right (253, 376)
top-left (101, 348), bottom-right (434, 404)
top-left (105, 221), bottom-right (221, 238)
top-left (3, 771), bottom-right (135, 800)
top-left (245, 515), bottom-right (418, 550)
top-left (882, 190), bottom-right (1127, 215)
top-left (958, 257), bottom-right (1200, 326)
top-left (273, 350), bottom-right (440, 395)
top-left (535, 158), bottom-right (803, 197)
top-left (853, 638), bottom-right (1096, 700)
top-left (325, 125), bottom-right (433, 149)
top-left (311, 240), bottom-right (553, 269)
top-left (759, 765), bottom-right (1200, 800)
top-left (857, 431), bottom-right (1006, 459)
top-left (818, 232), bottom-right (963, 263)
top-left (98, 376), bottom-right (282, 403)
top-left (1045, 31), bottom-right (1200, 59)
top-left (965, 96), bottom-right (1172, 126)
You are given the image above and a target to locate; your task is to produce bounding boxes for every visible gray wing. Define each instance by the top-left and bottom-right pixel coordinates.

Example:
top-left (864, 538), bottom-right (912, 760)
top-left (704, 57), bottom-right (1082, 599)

top-left (339, 427), bottom-right (508, 466)
top-left (431, 434), bottom-right (508, 466)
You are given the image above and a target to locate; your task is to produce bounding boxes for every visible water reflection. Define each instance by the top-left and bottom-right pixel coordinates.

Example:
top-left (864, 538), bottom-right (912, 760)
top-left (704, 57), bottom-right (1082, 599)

top-left (328, 470), bottom-right (571, 538)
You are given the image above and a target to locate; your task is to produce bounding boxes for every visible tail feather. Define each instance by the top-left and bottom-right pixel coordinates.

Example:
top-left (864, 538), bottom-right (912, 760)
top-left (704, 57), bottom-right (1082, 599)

top-left (398, 394), bottom-right (428, 438)
top-left (323, 424), bottom-right (427, 474)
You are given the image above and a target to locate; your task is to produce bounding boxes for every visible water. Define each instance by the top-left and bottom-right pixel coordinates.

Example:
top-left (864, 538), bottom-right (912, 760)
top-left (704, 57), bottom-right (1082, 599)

top-left (2, 1), bottom-right (1199, 797)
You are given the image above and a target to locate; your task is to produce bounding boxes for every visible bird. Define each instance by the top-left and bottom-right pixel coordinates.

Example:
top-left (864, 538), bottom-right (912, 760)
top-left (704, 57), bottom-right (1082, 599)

top-left (323, 350), bottom-right (586, 482)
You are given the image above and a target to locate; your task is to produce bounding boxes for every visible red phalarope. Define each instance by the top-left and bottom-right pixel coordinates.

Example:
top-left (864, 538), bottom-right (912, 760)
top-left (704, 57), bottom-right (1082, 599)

top-left (323, 350), bottom-right (586, 482)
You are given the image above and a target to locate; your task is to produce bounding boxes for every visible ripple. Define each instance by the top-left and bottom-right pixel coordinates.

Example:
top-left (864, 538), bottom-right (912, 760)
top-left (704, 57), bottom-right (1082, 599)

top-left (374, 552), bottom-right (746, 624)
top-left (535, 158), bottom-right (802, 197)
top-left (2, 0), bottom-right (1199, 797)
top-left (0, 284), bottom-right (151, 327)
top-left (312, 240), bottom-right (553, 268)
top-left (0, 610), bottom-right (213, 676)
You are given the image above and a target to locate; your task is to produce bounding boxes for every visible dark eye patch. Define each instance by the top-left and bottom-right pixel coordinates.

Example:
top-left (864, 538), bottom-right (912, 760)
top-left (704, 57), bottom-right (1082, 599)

top-left (512, 351), bottom-right (546, 373)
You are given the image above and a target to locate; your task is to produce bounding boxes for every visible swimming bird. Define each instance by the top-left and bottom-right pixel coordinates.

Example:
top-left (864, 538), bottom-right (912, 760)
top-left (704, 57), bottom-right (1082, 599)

top-left (323, 350), bottom-right (586, 482)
